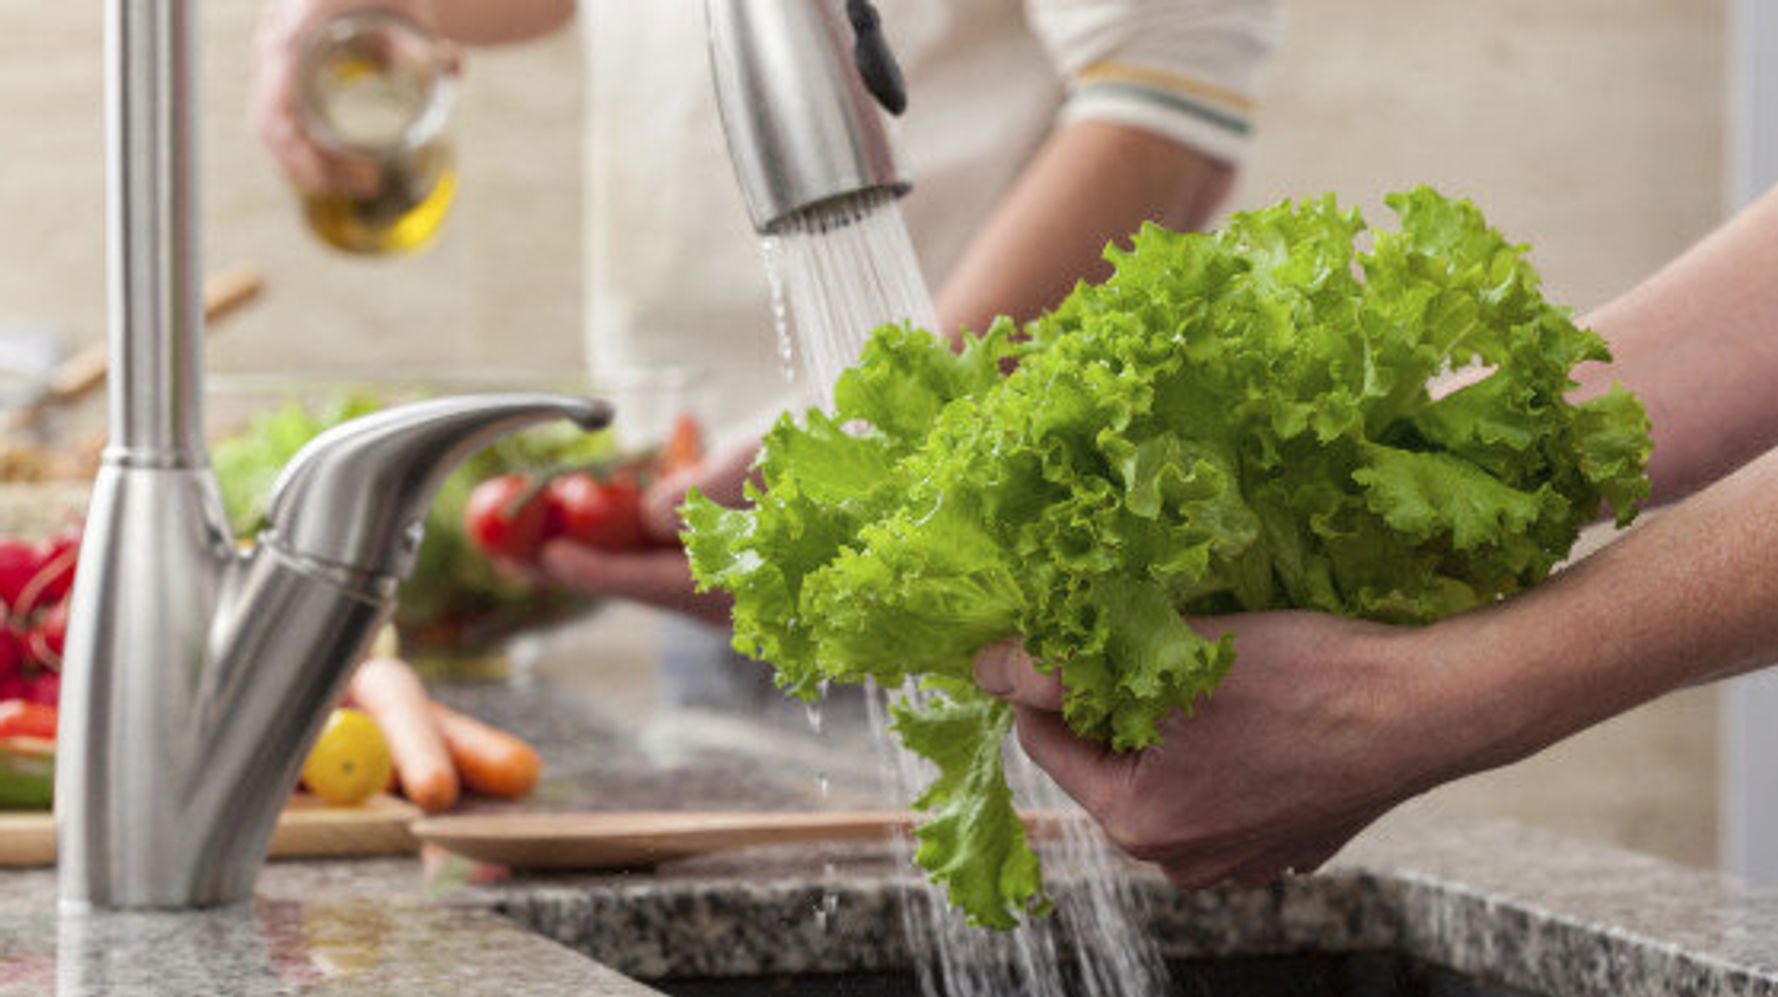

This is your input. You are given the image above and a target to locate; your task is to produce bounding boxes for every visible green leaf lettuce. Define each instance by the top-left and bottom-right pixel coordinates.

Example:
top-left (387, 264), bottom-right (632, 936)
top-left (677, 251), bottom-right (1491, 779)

top-left (684, 188), bottom-right (1652, 928)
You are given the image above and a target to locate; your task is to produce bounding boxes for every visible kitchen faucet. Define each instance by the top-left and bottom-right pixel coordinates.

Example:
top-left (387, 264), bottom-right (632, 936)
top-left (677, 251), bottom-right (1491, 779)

top-left (56, 0), bottom-right (609, 909)
top-left (56, 0), bottom-right (909, 911)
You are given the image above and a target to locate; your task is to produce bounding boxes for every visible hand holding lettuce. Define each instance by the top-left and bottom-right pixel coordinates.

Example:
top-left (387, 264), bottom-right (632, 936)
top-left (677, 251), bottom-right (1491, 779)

top-left (682, 188), bottom-right (1653, 929)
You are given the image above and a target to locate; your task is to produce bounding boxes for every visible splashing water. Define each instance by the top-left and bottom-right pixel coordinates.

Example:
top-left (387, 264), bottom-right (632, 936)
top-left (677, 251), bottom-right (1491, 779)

top-left (759, 189), bottom-right (1169, 996)
top-left (806, 679), bottom-right (840, 935)
top-left (760, 237), bottom-right (800, 384)
top-left (868, 683), bottom-right (1169, 997)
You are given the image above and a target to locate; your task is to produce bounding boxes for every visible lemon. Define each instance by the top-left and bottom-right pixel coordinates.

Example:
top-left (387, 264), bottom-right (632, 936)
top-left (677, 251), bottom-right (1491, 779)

top-left (301, 708), bottom-right (393, 807)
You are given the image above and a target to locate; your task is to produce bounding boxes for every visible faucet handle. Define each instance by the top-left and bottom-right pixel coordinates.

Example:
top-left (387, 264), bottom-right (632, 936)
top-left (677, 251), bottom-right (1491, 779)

top-left (263, 393), bottom-right (612, 579)
top-left (845, 0), bottom-right (906, 116)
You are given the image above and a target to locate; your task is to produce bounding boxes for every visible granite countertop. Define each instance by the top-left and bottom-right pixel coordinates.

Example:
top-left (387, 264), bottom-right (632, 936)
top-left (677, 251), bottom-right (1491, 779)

top-left (479, 808), bottom-right (1778, 997)
top-left (2, 674), bottom-right (1776, 996)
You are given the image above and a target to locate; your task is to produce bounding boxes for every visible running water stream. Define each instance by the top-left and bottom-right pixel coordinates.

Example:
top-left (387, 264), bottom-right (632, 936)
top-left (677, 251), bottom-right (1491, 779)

top-left (760, 191), bottom-right (1170, 997)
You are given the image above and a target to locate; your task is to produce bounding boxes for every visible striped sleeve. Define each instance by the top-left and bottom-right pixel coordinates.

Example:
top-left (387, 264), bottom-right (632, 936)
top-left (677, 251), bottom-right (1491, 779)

top-left (1024, 0), bottom-right (1283, 165)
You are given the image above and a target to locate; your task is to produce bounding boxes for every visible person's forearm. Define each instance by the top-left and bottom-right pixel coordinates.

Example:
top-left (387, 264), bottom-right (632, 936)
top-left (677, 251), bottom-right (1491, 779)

top-left (933, 120), bottom-right (1233, 338)
top-left (431, 0), bottom-right (573, 45)
top-left (267, 0), bottom-right (572, 46)
top-left (1422, 445), bottom-right (1778, 781)
top-left (1578, 184), bottom-right (1778, 502)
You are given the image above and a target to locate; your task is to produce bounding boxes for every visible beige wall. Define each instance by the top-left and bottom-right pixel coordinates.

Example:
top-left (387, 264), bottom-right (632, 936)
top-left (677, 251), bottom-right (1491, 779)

top-left (0, 0), bottom-right (1721, 391)
top-left (1233, 0), bottom-right (1723, 313)
top-left (0, 1), bottom-right (1726, 866)
top-left (0, 1), bottom-right (585, 386)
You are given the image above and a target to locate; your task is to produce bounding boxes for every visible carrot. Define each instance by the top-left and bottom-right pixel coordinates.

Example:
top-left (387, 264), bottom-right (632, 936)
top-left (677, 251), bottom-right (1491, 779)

top-left (429, 702), bottom-right (542, 800)
top-left (347, 657), bottom-right (459, 814)
top-left (658, 413), bottom-right (704, 477)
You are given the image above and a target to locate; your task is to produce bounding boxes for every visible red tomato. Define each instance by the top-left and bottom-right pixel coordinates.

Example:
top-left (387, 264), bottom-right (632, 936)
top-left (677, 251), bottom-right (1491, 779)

top-left (545, 474), bottom-right (646, 552)
top-left (0, 699), bottom-right (56, 740)
top-left (464, 474), bottom-right (549, 561)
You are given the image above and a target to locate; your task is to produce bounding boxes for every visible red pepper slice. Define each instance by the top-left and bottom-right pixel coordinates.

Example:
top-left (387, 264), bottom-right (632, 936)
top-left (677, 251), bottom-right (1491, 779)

top-left (0, 700), bottom-right (56, 741)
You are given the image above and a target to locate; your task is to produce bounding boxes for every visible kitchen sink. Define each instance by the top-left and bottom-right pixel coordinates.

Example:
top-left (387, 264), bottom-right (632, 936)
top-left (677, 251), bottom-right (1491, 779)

top-left (473, 800), bottom-right (1778, 997)
top-left (647, 952), bottom-right (1541, 997)
top-left (493, 865), bottom-right (1568, 997)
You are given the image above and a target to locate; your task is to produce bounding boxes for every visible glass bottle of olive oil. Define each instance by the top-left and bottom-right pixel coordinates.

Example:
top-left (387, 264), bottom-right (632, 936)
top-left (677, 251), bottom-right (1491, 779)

top-left (296, 8), bottom-right (459, 255)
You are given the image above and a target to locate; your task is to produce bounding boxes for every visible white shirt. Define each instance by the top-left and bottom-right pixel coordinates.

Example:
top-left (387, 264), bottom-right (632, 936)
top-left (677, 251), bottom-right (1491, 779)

top-left (580, 0), bottom-right (1280, 445)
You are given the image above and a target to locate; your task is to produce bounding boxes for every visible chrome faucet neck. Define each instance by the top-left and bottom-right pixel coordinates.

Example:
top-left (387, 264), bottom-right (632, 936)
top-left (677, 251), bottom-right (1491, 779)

top-left (107, 0), bottom-right (206, 463)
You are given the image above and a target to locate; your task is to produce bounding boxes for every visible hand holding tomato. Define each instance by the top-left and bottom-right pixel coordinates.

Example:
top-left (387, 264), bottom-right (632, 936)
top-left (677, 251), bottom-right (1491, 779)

top-left (465, 471), bottom-right (651, 563)
top-left (465, 416), bottom-right (702, 564)
top-left (461, 420), bottom-right (753, 625)
top-left (531, 440), bottom-right (762, 624)
top-left (544, 473), bottom-right (647, 553)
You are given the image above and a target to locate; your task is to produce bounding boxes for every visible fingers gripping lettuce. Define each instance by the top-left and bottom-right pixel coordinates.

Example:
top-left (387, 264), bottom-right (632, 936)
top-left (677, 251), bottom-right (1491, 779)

top-left (683, 188), bottom-right (1653, 929)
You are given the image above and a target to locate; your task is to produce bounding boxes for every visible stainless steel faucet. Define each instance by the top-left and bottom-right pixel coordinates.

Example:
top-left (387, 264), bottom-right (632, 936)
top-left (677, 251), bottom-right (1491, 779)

top-left (707, 0), bottom-right (910, 233)
top-left (56, 0), bottom-right (610, 909)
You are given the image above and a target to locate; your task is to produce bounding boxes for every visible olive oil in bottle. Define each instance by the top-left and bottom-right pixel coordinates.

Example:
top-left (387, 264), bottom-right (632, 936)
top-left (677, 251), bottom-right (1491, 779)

top-left (296, 8), bottom-right (459, 255)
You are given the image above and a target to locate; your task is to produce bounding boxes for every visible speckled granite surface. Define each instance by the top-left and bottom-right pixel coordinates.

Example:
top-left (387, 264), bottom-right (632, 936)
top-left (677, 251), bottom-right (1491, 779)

top-left (486, 811), bottom-right (1778, 997)
top-left (0, 865), bottom-right (660, 997)
top-left (2, 678), bottom-right (1775, 995)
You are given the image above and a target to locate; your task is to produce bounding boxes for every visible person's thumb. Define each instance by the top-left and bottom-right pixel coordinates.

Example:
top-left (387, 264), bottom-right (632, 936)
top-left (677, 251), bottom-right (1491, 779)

top-left (972, 640), bottom-right (1066, 712)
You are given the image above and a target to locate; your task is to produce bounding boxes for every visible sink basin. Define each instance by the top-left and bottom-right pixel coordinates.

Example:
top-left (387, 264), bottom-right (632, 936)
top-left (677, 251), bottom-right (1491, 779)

top-left (493, 864), bottom-right (1564, 997)
top-left (649, 952), bottom-right (1541, 997)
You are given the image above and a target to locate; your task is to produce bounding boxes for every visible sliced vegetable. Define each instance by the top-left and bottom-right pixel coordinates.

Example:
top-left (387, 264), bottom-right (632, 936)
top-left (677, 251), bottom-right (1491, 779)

top-left (0, 737), bottom-right (53, 810)
top-left (0, 700), bottom-right (56, 741)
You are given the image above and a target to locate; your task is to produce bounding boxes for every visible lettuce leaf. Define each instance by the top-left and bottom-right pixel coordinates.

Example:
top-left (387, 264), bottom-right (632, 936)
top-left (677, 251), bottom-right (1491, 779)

top-left (683, 188), bottom-right (1652, 928)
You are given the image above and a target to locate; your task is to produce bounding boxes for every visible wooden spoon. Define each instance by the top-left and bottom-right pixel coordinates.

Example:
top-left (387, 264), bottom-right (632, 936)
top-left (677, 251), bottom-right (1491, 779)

top-left (6, 264), bottom-right (264, 431)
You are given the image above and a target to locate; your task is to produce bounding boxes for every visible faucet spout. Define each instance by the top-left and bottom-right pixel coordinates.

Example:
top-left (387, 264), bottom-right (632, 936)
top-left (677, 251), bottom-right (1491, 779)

top-left (266, 394), bottom-right (613, 579)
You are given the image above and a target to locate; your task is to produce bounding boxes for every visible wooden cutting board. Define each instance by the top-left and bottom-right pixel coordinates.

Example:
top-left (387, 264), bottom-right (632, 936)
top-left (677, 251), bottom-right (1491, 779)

top-left (413, 810), bottom-right (1061, 871)
top-left (0, 793), bottom-right (420, 867)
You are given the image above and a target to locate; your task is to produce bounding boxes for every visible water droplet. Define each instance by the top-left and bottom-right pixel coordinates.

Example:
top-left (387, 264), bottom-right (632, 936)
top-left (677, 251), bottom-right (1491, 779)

top-left (760, 236), bottom-right (799, 384)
